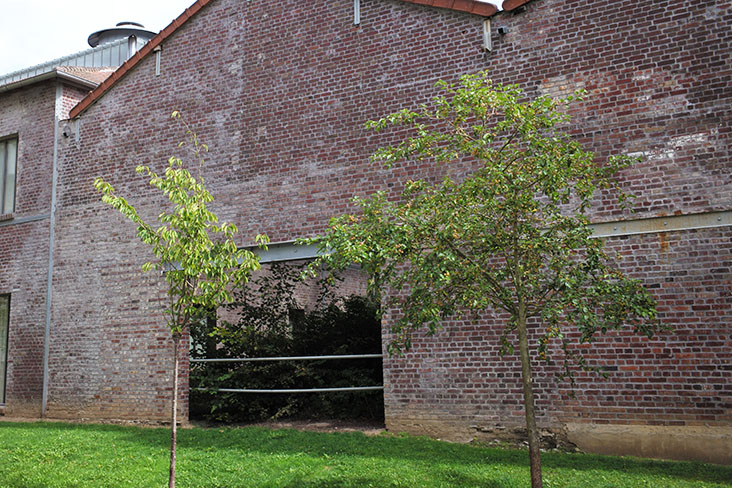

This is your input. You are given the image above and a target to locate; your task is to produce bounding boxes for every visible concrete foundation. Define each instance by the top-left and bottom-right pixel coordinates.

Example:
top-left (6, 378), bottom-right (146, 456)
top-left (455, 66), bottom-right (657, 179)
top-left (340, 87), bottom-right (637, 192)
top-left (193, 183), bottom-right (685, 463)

top-left (567, 423), bottom-right (732, 466)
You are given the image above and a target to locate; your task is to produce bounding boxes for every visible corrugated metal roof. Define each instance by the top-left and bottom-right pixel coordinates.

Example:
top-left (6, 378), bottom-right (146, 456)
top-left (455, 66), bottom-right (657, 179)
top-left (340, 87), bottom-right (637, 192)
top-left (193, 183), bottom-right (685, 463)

top-left (0, 37), bottom-right (139, 89)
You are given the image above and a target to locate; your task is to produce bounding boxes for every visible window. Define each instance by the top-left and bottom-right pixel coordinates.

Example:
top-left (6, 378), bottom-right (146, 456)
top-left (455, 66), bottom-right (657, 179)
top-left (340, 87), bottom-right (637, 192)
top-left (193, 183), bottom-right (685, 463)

top-left (0, 137), bottom-right (18, 215)
top-left (0, 295), bottom-right (9, 404)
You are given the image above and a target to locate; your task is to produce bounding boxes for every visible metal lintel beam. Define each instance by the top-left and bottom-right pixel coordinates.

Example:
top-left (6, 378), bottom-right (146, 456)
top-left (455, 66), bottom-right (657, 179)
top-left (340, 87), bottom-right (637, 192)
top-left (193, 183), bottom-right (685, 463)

top-left (590, 210), bottom-right (732, 238)
top-left (251, 241), bottom-right (320, 263)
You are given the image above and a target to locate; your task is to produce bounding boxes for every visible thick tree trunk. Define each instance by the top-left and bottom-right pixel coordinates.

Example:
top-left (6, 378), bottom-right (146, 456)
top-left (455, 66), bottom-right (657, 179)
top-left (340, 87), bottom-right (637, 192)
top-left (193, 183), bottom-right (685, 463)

top-left (169, 332), bottom-right (180, 488)
top-left (516, 302), bottom-right (543, 488)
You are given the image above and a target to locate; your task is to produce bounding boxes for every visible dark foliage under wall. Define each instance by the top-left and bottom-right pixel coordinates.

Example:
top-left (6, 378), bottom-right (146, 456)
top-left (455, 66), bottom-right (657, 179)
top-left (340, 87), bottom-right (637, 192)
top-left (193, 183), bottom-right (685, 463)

top-left (189, 263), bottom-right (384, 422)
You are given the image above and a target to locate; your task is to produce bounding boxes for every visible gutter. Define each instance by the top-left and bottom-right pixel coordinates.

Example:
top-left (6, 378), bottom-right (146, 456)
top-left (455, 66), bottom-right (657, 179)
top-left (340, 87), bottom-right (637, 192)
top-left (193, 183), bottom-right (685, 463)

top-left (0, 70), bottom-right (98, 95)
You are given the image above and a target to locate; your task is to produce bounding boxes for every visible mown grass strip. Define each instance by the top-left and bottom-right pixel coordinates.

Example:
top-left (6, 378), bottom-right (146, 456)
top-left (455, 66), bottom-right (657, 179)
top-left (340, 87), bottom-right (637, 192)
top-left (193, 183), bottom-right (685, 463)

top-left (0, 422), bottom-right (729, 487)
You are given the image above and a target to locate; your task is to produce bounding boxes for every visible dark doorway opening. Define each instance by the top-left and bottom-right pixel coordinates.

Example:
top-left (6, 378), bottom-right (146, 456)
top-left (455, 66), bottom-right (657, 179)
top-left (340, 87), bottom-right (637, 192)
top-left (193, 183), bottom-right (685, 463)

top-left (189, 261), bottom-right (384, 424)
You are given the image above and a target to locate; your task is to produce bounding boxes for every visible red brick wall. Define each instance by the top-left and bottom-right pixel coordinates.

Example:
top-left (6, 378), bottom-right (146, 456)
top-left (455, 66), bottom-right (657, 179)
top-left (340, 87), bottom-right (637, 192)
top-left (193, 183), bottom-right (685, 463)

top-left (48, 0), bottom-right (730, 443)
top-left (52, 0), bottom-right (490, 421)
top-left (0, 79), bottom-right (105, 416)
top-left (0, 82), bottom-right (55, 215)
top-left (383, 227), bottom-right (732, 431)
top-left (59, 85), bottom-right (91, 120)
top-left (380, 0), bottom-right (732, 434)
top-left (558, 228), bottom-right (731, 427)
top-left (496, 0), bottom-right (731, 220)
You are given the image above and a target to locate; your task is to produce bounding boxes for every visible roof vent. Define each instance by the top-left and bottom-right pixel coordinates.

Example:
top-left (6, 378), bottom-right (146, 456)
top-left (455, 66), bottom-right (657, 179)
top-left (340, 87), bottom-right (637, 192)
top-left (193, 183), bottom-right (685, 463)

top-left (88, 22), bottom-right (156, 49)
top-left (117, 21), bottom-right (144, 28)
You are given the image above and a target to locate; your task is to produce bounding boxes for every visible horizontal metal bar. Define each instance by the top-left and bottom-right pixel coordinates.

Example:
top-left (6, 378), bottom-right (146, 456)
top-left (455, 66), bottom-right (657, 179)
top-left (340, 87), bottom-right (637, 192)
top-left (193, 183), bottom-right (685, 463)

top-left (590, 210), bottom-right (732, 238)
top-left (190, 354), bottom-right (383, 363)
top-left (193, 386), bottom-right (384, 394)
top-left (0, 213), bottom-right (50, 228)
top-left (246, 241), bottom-right (321, 264)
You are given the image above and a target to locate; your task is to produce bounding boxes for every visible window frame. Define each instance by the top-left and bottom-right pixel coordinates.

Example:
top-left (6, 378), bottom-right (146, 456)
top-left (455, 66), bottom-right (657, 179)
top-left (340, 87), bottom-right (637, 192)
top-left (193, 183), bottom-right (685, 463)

top-left (0, 135), bottom-right (18, 216)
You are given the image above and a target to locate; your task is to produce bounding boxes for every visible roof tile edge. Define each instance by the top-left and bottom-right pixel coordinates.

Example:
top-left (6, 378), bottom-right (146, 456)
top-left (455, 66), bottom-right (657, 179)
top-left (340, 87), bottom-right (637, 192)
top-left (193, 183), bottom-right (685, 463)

top-left (69, 0), bottom-right (213, 119)
top-left (502, 0), bottom-right (533, 11)
top-left (69, 0), bottom-right (509, 119)
top-left (399, 0), bottom-right (498, 17)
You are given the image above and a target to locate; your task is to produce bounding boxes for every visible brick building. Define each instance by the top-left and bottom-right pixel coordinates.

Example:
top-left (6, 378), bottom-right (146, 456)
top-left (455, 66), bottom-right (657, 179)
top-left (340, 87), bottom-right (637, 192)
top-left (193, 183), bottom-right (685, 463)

top-left (0, 26), bottom-right (155, 417)
top-left (0, 0), bottom-right (730, 464)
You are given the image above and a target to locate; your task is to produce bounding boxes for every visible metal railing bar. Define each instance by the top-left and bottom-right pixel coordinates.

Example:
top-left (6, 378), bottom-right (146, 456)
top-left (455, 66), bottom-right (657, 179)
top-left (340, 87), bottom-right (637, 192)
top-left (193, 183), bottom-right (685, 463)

top-left (190, 354), bottom-right (383, 363)
top-left (193, 386), bottom-right (384, 393)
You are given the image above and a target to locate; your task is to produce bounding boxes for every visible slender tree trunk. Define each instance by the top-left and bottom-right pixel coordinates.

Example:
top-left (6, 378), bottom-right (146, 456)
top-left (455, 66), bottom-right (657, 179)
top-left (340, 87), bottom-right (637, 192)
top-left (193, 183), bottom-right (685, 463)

top-left (516, 301), bottom-right (542, 488)
top-left (169, 332), bottom-right (180, 488)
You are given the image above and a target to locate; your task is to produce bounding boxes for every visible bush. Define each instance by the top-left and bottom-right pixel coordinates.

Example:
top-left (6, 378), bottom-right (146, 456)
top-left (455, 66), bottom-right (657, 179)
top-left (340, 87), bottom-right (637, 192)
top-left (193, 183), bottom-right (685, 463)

top-left (190, 262), bottom-right (383, 422)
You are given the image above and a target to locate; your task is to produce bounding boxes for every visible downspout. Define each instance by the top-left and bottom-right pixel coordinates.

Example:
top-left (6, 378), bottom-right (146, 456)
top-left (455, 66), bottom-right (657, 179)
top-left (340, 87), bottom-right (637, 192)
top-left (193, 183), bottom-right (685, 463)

top-left (41, 83), bottom-right (62, 417)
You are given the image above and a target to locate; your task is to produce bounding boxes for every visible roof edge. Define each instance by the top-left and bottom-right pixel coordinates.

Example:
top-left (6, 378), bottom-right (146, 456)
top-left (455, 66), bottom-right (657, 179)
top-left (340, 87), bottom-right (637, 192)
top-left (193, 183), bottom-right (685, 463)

top-left (69, 0), bottom-right (213, 119)
top-left (502, 0), bottom-right (533, 11)
top-left (397, 0), bottom-right (498, 17)
top-left (0, 37), bottom-right (129, 89)
top-left (0, 69), bottom-right (99, 95)
top-left (56, 71), bottom-right (103, 91)
top-left (69, 0), bottom-right (529, 119)
top-left (0, 71), bottom-right (57, 94)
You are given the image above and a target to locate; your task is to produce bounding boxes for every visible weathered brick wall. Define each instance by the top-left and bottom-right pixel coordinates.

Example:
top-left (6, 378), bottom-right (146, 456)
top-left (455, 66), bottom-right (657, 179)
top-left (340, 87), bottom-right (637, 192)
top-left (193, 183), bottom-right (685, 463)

top-left (48, 0), bottom-right (729, 460)
top-left (59, 85), bottom-right (91, 119)
top-left (497, 0), bottom-right (731, 220)
top-left (378, 0), bottom-right (731, 462)
top-left (0, 81), bottom-right (56, 415)
top-left (383, 228), bottom-right (731, 429)
top-left (53, 0), bottom-right (490, 421)
top-left (558, 228), bottom-right (731, 426)
top-left (0, 82), bottom-right (56, 215)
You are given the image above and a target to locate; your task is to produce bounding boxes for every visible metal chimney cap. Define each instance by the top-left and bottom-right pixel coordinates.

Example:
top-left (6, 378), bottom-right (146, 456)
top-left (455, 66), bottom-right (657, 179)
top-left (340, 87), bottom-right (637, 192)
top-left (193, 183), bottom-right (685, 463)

top-left (88, 22), bottom-right (156, 48)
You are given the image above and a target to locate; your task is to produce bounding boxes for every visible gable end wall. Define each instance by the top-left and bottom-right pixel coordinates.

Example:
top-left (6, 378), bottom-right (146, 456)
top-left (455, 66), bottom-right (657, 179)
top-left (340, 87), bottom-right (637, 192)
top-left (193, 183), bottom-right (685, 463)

top-left (45, 0), bottom-right (731, 463)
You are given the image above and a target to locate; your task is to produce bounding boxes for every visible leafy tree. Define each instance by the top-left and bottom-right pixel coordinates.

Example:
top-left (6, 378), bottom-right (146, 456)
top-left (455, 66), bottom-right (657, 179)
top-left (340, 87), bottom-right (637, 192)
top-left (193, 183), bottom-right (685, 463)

top-left (304, 73), bottom-right (660, 488)
top-left (94, 112), bottom-right (267, 488)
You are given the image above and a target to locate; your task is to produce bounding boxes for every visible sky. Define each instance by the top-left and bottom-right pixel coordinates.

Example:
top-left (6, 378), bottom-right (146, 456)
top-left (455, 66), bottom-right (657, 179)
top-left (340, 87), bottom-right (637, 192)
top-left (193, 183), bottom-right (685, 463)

top-left (0, 0), bottom-right (502, 77)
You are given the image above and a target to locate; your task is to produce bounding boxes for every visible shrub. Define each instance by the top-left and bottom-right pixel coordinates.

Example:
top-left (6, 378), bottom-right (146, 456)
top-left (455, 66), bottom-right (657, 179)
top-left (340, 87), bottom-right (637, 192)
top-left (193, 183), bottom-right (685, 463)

top-left (190, 262), bottom-right (383, 422)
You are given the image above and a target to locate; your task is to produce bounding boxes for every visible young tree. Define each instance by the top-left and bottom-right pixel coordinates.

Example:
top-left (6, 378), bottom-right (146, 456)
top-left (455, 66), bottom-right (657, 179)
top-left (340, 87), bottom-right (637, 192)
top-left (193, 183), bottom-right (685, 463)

top-left (94, 112), bottom-right (267, 488)
top-left (305, 73), bottom-right (660, 488)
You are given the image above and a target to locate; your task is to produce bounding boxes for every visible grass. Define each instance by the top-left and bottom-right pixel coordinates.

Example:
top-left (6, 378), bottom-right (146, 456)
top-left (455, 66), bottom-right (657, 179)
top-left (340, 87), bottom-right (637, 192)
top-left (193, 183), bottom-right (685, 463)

top-left (0, 422), bottom-right (729, 487)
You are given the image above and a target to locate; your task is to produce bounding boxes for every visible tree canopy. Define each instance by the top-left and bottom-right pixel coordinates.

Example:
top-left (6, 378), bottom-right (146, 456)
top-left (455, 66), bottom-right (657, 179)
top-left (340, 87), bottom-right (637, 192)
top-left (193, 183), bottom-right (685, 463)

top-left (95, 112), bottom-right (267, 488)
top-left (304, 72), bottom-right (661, 487)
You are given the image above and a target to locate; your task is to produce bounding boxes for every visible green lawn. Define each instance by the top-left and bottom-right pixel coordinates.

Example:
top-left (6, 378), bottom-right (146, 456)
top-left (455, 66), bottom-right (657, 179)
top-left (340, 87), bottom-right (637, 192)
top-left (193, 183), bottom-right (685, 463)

top-left (0, 422), bottom-right (729, 487)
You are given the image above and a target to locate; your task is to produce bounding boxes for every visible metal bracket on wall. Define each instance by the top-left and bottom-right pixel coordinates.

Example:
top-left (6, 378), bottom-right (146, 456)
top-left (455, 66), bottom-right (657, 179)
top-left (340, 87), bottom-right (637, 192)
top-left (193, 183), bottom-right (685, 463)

top-left (154, 46), bottom-right (162, 76)
top-left (590, 210), bottom-right (732, 238)
top-left (483, 19), bottom-right (492, 52)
